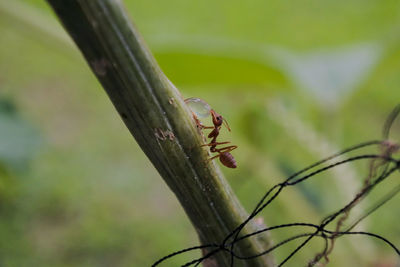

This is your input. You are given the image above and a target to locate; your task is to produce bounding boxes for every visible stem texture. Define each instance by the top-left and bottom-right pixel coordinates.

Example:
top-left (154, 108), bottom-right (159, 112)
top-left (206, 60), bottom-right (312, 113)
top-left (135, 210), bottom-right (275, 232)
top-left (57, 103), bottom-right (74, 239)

top-left (46, 1), bottom-right (274, 266)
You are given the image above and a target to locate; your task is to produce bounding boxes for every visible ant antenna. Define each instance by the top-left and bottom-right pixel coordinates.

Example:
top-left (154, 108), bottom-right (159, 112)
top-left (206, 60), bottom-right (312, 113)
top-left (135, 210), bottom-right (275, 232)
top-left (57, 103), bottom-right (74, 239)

top-left (223, 118), bottom-right (231, 132)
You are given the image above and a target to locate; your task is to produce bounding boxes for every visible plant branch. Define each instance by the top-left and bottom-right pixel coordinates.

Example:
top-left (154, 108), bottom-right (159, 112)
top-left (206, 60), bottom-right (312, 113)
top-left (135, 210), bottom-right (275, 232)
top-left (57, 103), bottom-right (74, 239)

top-left (46, 1), bottom-right (274, 266)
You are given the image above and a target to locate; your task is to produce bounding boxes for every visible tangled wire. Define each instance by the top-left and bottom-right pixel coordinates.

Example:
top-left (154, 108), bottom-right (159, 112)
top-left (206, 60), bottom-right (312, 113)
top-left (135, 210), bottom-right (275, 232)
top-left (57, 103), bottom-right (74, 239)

top-left (153, 105), bottom-right (400, 267)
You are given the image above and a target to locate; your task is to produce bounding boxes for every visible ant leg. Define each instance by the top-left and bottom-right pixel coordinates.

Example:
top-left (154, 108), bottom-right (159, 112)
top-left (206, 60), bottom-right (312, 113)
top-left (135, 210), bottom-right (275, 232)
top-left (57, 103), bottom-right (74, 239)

top-left (202, 143), bottom-right (232, 163)
top-left (207, 154), bottom-right (221, 162)
top-left (191, 112), bottom-right (213, 130)
top-left (200, 141), bottom-right (231, 147)
top-left (215, 145), bottom-right (238, 154)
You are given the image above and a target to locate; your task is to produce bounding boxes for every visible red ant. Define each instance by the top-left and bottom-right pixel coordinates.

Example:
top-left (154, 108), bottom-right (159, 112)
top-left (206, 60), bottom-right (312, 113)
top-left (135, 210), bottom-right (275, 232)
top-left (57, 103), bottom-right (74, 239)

top-left (185, 98), bottom-right (237, 169)
top-left (201, 110), bottom-right (237, 168)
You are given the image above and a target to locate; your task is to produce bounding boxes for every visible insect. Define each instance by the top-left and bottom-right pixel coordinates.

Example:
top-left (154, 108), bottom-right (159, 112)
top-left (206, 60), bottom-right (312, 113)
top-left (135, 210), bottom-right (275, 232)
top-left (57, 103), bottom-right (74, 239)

top-left (185, 97), bottom-right (237, 168)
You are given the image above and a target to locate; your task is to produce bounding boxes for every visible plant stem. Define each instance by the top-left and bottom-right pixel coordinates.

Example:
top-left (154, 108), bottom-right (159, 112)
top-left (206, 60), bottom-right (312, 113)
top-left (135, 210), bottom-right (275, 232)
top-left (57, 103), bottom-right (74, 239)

top-left (46, 1), bottom-right (274, 266)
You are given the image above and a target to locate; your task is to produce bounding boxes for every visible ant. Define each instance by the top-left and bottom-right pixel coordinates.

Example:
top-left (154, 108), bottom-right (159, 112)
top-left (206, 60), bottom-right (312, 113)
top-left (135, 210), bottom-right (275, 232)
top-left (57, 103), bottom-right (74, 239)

top-left (201, 110), bottom-right (237, 168)
top-left (185, 98), bottom-right (238, 168)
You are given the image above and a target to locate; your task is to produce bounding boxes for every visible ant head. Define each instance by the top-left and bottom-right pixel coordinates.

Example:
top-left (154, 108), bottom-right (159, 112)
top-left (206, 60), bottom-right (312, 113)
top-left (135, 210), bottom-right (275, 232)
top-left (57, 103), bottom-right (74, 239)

top-left (211, 110), bottom-right (223, 127)
top-left (211, 110), bottom-right (231, 131)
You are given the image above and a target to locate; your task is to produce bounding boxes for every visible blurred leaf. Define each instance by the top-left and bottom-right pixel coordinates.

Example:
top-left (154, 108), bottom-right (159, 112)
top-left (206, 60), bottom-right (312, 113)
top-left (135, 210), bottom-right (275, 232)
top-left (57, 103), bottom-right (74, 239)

top-left (156, 52), bottom-right (288, 88)
top-left (275, 43), bottom-right (384, 108)
top-left (0, 98), bottom-right (42, 170)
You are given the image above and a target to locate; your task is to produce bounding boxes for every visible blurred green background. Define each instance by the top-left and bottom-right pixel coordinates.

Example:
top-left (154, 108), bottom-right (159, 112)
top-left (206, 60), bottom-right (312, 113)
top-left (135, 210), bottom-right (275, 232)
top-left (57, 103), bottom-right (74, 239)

top-left (0, 0), bottom-right (399, 266)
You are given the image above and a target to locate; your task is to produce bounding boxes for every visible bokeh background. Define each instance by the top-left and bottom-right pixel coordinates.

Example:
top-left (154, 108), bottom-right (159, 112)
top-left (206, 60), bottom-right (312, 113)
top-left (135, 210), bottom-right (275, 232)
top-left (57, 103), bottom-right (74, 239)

top-left (0, 0), bottom-right (400, 266)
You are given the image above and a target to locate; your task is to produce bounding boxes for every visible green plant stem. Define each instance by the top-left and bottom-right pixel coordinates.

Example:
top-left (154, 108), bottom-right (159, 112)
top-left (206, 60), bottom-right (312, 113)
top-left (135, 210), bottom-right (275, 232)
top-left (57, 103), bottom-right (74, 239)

top-left (46, 1), bottom-right (274, 266)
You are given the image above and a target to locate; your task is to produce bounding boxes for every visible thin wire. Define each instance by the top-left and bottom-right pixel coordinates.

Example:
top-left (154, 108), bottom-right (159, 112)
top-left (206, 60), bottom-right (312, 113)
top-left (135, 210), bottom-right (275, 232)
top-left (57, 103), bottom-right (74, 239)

top-left (152, 155), bottom-right (400, 267)
top-left (152, 104), bottom-right (400, 267)
top-left (225, 141), bottom-right (382, 265)
top-left (151, 244), bottom-right (219, 267)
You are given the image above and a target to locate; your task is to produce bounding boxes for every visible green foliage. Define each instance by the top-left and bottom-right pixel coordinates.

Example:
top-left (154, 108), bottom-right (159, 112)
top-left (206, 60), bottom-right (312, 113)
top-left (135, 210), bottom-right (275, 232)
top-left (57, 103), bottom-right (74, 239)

top-left (0, 0), bottom-right (399, 266)
top-left (0, 98), bottom-right (42, 169)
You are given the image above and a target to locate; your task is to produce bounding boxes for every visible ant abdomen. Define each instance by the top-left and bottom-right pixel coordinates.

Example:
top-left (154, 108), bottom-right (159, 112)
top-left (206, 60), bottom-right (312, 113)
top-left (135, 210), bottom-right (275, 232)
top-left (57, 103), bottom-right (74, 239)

top-left (220, 152), bottom-right (237, 168)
